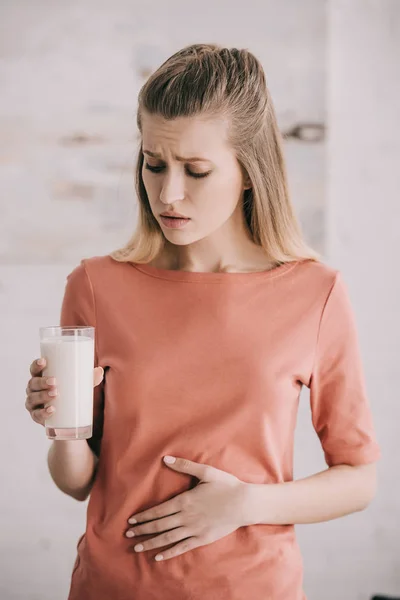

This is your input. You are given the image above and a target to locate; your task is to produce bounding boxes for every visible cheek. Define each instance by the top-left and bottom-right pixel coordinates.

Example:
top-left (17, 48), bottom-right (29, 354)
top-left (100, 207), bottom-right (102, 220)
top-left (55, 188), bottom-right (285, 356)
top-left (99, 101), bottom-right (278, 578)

top-left (142, 171), bottom-right (159, 205)
top-left (198, 175), bottom-right (242, 217)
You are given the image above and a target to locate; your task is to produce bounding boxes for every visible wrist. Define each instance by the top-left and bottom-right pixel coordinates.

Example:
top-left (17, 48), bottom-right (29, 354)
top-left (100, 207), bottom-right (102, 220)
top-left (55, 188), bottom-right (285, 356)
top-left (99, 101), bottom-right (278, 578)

top-left (242, 482), bottom-right (263, 527)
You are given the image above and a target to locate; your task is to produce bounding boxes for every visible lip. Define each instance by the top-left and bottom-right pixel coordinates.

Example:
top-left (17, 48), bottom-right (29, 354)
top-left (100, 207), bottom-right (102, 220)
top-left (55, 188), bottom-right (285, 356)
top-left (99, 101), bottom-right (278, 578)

top-left (160, 214), bottom-right (191, 230)
top-left (160, 211), bottom-right (189, 219)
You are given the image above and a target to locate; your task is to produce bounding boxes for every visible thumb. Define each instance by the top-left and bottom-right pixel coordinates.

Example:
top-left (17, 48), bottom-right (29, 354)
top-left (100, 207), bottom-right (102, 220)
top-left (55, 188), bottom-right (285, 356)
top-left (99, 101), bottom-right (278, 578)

top-left (93, 366), bottom-right (104, 387)
top-left (163, 456), bottom-right (219, 482)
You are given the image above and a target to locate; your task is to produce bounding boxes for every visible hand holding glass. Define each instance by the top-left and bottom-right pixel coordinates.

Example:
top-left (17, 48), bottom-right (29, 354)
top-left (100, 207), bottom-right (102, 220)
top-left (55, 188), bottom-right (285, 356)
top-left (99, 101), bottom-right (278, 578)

top-left (39, 326), bottom-right (96, 440)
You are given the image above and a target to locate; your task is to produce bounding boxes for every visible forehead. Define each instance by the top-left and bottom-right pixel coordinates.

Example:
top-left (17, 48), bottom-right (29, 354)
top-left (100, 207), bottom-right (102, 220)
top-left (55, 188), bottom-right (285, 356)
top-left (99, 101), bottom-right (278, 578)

top-left (140, 111), bottom-right (231, 156)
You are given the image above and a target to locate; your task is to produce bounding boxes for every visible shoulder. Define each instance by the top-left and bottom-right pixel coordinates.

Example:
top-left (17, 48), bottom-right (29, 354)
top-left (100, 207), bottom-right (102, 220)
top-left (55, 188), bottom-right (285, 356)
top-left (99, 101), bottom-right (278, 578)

top-left (292, 259), bottom-right (352, 314)
top-left (296, 259), bottom-right (341, 295)
top-left (66, 255), bottom-right (136, 297)
top-left (295, 260), bottom-right (355, 326)
top-left (67, 254), bottom-right (127, 280)
top-left (81, 254), bottom-right (120, 275)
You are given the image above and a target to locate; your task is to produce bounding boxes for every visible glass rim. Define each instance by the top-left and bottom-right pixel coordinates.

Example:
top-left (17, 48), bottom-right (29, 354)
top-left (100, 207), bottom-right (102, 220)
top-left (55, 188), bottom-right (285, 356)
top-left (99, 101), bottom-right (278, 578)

top-left (40, 326), bottom-right (95, 332)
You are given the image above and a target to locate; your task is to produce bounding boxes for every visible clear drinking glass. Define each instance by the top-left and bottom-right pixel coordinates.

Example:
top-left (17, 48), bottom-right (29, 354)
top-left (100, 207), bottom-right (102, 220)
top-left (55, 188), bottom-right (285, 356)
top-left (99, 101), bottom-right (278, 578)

top-left (39, 326), bottom-right (95, 440)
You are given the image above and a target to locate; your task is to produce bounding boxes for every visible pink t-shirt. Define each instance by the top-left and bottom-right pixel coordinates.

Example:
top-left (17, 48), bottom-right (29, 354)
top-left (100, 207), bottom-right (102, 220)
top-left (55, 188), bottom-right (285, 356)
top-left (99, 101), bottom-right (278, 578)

top-left (60, 255), bottom-right (381, 600)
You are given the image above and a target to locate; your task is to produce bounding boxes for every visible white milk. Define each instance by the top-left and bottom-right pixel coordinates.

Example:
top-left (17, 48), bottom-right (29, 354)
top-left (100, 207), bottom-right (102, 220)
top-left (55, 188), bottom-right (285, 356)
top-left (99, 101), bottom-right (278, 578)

top-left (40, 335), bottom-right (95, 430)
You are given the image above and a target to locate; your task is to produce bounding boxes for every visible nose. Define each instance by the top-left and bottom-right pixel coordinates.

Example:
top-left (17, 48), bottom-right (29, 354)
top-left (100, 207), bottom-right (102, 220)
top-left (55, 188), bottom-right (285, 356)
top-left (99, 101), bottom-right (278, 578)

top-left (159, 170), bottom-right (185, 205)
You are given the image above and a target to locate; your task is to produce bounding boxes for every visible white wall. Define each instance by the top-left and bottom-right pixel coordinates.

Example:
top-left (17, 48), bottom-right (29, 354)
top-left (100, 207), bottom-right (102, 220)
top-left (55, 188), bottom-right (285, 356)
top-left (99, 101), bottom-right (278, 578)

top-left (323, 1), bottom-right (400, 596)
top-left (1, 1), bottom-right (396, 599)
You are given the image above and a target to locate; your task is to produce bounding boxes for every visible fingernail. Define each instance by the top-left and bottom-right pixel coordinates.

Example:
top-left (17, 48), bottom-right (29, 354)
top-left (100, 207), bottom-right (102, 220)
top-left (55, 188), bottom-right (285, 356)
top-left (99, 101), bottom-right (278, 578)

top-left (37, 359), bottom-right (45, 366)
top-left (126, 530), bottom-right (135, 538)
top-left (46, 378), bottom-right (56, 386)
top-left (134, 544), bottom-right (144, 552)
top-left (48, 389), bottom-right (57, 397)
top-left (46, 406), bottom-right (54, 413)
top-left (128, 518), bottom-right (137, 525)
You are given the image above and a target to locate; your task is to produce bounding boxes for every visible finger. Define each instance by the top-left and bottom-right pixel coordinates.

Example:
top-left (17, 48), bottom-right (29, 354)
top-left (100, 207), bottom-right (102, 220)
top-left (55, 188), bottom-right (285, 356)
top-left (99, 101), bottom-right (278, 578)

top-left (131, 528), bottom-right (192, 554)
top-left (28, 376), bottom-right (57, 393)
top-left (26, 389), bottom-right (57, 411)
top-left (153, 537), bottom-right (200, 562)
top-left (126, 513), bottom-right (183, 537)
top-left (128, 497), bottom-right (182, 524)
top-left (30, 358), bottom-right (46, 377)
top-left (31, 406), bottom-right (55, 426)
top-left (93, 366), bottom-right (104, 388)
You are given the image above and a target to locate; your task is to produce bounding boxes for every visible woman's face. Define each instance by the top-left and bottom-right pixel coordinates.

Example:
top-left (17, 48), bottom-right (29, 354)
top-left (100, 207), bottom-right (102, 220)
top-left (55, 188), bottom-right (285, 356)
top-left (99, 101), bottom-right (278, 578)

top-left (141, 111), bottom-right (249, 246)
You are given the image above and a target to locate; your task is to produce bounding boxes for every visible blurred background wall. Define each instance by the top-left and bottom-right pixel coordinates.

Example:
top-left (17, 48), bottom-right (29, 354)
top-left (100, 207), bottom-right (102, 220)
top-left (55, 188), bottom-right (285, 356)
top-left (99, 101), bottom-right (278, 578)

top-left (0, 1), bottom-right (398, 599)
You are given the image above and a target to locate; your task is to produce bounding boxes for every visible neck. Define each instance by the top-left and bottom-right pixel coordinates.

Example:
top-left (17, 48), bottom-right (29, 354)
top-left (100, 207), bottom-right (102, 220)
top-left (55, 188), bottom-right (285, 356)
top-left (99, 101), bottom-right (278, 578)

top-left (156, 215), bottom-right (276, 274)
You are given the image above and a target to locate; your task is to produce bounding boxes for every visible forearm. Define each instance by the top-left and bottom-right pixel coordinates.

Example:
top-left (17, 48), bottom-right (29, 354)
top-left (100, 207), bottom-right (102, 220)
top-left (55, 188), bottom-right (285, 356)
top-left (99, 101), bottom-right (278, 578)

top-left (244, 463), bottom-right (377, 526)
top-left (47, 440), bottom-right (98, 502)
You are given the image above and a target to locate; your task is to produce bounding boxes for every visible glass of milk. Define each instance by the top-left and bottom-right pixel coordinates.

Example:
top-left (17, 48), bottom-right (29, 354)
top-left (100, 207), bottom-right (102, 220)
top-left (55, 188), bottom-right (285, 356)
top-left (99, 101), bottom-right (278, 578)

top-left (39, 326), bottom-right (95, 441)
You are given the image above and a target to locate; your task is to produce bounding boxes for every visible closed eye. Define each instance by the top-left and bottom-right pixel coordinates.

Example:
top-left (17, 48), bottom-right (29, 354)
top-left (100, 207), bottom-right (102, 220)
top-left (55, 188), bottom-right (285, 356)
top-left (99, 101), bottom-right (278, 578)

top-left (144, 164), bottom-right (211, 179)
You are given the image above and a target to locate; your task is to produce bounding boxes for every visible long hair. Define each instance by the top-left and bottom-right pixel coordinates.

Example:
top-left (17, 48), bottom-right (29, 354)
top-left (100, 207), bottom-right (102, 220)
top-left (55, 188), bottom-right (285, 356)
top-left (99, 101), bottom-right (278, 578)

top-left (111, 43), bottom-right (320, 264)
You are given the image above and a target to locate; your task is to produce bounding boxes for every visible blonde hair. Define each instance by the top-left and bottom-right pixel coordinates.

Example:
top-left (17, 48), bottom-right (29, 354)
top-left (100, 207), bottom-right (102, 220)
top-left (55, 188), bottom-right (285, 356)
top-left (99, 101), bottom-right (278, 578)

top-left (111, 43), bottom-right (320, 265)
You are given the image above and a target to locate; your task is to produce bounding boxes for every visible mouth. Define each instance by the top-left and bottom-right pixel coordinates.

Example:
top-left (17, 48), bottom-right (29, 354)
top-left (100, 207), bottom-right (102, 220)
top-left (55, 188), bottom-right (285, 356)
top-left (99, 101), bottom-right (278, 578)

top-left (160, 215), bottom-right (191, 230)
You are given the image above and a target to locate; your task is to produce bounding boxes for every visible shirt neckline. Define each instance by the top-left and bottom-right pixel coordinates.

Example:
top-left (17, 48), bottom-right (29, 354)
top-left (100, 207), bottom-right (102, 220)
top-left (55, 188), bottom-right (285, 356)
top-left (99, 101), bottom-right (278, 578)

top-left (129, 259), bottom-right (300, 283)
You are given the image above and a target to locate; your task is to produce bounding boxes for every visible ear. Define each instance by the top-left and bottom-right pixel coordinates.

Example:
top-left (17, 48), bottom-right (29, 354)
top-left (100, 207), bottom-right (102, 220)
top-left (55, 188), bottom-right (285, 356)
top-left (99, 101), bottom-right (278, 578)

top-left (243, 175), bottom-right (252, 190)
top-left (241, 167), bottom-right (252, 190)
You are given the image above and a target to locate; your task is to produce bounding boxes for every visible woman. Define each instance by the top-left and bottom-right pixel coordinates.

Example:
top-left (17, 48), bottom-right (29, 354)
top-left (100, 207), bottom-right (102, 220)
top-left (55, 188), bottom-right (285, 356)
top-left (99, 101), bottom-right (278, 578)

top-left (25, 44), bottom-right (381, 599)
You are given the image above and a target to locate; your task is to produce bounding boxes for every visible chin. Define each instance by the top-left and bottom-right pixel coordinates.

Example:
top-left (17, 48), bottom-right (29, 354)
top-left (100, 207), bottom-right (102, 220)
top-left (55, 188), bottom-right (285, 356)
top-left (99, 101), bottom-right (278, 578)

top-left (162, 233), bottom-right (196, 246)
top-left (162, 230), bottom-right (210, 246)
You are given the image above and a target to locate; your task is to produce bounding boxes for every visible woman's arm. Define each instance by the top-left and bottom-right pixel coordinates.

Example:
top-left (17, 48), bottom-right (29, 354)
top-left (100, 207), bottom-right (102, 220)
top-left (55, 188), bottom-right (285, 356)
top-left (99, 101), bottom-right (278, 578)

top-left (47, 440), bottom-right (98, 502)
top-left (243, 463), bottom-right (377, 526)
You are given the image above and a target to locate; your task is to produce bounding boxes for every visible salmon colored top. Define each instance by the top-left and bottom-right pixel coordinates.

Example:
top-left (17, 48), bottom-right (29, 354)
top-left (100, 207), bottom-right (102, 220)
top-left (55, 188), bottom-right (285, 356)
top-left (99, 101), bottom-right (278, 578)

top-left (60, 255), bottom-right (381, 600)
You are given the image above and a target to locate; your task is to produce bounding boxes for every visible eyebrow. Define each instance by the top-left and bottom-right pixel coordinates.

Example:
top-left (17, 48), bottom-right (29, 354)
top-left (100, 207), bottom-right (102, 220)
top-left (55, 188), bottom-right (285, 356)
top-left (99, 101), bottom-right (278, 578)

top-left (143, 150), bottom-right (211, 163)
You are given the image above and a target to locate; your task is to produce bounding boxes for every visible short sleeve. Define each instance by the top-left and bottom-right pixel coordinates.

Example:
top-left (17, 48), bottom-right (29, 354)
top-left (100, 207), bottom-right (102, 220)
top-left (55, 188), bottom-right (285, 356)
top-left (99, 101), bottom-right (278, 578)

top-left (60, 260), bottom-right (104, 458)
top-left (309, 272), bottom-right (381, 468)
